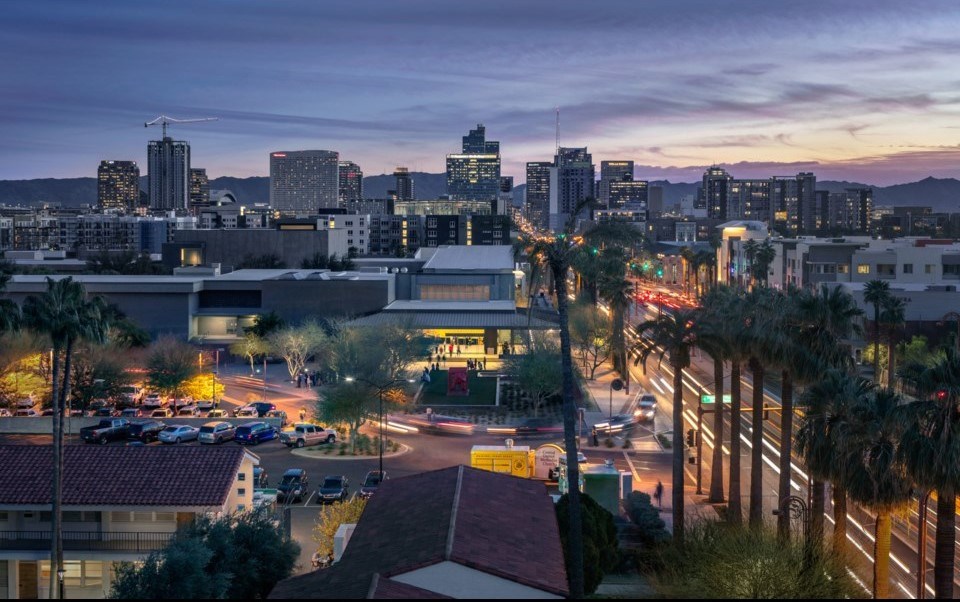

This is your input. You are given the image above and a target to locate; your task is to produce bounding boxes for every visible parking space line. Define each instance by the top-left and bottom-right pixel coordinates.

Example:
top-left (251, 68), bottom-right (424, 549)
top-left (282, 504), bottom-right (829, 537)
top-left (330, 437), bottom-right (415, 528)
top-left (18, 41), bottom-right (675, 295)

top-left (302, 491), bottom-right (315, 506)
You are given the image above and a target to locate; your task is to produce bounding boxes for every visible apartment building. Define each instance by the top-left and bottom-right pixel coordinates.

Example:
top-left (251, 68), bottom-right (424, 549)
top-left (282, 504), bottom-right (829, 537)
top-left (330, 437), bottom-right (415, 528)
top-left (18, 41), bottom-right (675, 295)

top-left (0, 445), bottom-right (258, 599)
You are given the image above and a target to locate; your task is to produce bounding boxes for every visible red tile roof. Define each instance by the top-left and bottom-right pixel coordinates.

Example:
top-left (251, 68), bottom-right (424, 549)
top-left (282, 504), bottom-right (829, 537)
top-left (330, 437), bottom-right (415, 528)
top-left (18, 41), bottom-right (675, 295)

top-left (270, 465), bottom-right (568, 599)
top-left (0, 444), bottom-right (251, 508)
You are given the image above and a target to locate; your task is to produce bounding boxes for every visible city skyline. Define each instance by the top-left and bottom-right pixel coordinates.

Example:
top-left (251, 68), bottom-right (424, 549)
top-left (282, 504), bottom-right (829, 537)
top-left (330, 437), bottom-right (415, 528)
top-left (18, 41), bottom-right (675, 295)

top-left (4, 1), bottom-right (960, 185)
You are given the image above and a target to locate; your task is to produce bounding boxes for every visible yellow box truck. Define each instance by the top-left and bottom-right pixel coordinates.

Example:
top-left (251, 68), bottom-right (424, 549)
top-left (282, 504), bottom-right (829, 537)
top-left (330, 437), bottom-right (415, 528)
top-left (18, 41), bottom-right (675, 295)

top-left (470, 442), bottom-right (534, 478)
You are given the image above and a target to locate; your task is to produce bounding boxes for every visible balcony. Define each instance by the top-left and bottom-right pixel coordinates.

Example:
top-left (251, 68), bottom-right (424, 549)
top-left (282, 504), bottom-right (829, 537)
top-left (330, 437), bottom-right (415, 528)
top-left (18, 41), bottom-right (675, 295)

top-left (0, 531), bottom-right (173, 553)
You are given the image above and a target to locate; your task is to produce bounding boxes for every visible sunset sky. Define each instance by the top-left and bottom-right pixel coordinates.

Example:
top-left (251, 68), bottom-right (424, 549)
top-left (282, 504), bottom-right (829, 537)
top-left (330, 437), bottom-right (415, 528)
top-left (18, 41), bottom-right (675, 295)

top-left (3, 0), bottom-right (960, 184)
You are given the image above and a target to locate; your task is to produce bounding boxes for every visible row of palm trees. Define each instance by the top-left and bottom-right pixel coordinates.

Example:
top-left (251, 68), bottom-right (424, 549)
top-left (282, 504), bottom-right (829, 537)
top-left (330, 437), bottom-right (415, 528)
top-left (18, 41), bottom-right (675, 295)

top-left (0, 274), bottom-right (114, 599)
top-left (630, 281), bottom-right (958, 599)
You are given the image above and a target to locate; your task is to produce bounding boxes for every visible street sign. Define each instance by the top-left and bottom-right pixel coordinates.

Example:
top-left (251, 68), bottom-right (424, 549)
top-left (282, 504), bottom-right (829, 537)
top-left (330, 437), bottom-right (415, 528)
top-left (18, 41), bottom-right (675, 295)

top-left (611, 378), bottom-right (624, 391)
top-left (700, 394), bottom-right (732, 405)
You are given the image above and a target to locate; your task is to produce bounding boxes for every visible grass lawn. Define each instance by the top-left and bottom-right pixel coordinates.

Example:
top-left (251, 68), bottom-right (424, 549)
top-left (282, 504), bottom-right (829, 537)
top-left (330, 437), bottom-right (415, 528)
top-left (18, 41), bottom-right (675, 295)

top-left (419, 370), bottom-right (498, 406)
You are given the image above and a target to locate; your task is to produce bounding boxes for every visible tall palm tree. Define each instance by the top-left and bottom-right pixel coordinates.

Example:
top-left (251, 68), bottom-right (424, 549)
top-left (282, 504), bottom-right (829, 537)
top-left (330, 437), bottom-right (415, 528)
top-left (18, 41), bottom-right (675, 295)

top-left (863, 279), bottom-right (891, 382)
top-left (598, 274), bottom-right (633, 378)
top-left (796, 371), bottom-right (871, 556)
top-left (742, 239), bottom-right (759, 288)
top-left (752, 241), bottom-right (777, 288)
top-left (898, 347), bottom-right (960, 600)
top-left (722, 288), bottom-right (752, 525)
top-left (22, 277), bottom-right (110, 600)
top-left (632, 309), bottom-right (700, 543)
top-left (879, 296), bottom-right (906, 390)
top-left (844, 388), bottom-right (913, 599)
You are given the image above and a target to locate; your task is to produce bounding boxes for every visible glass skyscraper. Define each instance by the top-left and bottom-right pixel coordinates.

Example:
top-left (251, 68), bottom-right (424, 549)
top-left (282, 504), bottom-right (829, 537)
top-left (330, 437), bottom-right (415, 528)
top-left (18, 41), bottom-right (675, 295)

top-left (270, 150), bottom-right (339, 214)
top-left (338, 161), bottom-right (363, 207)
top-left (446, 124), bottom-right (501, 201)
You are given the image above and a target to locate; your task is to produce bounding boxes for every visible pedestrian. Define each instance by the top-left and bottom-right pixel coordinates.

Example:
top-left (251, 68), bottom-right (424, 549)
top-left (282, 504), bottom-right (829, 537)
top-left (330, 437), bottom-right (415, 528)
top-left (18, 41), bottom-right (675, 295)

top-left (448, 344), bottom-right (453, 355)
top-left (456, 345), bottom-right (461, 356)
top-left (479, 360), bottom-right (484, 371)
top-left (654, 480), bottom-right (664, 509)
top-left (296, 375), bottom-right (301, 388)
top-left (299, 407), bottom-right (306, 422)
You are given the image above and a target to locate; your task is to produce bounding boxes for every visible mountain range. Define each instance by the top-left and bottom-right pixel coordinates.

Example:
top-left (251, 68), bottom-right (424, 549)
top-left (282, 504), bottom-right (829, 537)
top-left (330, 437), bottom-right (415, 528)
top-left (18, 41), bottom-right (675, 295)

top-left (0, 174), bottom-right (958, 212)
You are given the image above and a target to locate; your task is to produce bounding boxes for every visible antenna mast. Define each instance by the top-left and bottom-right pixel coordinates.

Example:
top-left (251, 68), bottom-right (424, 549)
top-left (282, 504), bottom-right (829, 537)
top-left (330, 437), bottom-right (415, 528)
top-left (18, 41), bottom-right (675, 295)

top-left (555, 107), bottom-right (560, 153)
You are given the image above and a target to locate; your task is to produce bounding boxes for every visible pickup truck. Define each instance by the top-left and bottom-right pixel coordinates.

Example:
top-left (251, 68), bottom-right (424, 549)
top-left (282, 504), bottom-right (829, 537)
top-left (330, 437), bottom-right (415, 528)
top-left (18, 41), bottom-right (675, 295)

top-left (278, 423), bottom-right (337, 448)
top-left (80, 419), bottom-right (131, 444)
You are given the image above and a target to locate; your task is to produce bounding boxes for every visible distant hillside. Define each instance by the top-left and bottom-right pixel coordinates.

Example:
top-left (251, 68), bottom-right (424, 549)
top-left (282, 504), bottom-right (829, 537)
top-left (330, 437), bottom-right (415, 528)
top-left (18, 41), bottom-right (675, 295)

top-left (1, 174), bottom-right (959, 212)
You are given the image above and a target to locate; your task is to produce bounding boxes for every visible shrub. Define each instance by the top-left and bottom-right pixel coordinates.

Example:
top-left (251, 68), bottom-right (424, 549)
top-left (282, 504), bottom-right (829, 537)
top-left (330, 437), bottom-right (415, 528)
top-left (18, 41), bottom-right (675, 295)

top-left (625, 492), bottom-right (670, 547)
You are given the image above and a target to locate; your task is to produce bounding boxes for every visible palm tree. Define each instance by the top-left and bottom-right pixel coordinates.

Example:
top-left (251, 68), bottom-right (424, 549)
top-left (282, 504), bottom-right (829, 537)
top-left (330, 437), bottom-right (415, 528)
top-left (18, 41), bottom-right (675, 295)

top-left (752, 241), bottom-right (777, 288)
top-left (598, 274), bottom-right (633, 378)
top-left (22, 277), bottom-right (110, 599)
top-left (843, 388), bottom-right (913, 599)
top-left (742, 240), bottom-right (759, 288)
top-left (879, 296), bottom-right (906, 390)
top-left (897, 347), bottom-right (960, 600)
top-left (723, 288), bottom-right (752, 525)
top-left (796, 371), bottom-right (871, 556)
top-left (632, 309), bottom-right (700, 543)
top-left (863, 279), bottom-right (891, 382)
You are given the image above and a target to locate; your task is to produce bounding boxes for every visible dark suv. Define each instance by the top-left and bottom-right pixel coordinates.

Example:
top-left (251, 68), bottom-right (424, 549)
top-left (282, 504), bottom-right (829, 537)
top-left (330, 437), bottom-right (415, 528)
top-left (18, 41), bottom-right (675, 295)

top-left (235, 422), bottom-right (277, 445)
top-left (316, 475), bottom-right (349, 503)
top-left (127, 419), bottom-right (166, 443)
top-left (277, 469), bottom-right (309, 503)
top-left (359, 471), bottom-right (386, 499)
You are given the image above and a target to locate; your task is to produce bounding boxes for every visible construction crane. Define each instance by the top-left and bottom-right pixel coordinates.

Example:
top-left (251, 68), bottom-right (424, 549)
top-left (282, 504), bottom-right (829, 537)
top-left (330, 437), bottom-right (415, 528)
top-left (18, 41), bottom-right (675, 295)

top-left (144, 115), bottom-right (219, 138)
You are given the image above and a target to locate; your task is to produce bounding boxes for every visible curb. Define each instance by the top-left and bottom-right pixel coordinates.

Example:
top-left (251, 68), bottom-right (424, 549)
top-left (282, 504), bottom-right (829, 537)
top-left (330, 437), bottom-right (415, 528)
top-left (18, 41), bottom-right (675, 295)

top-left (289, 442), bottom-right (412, 461)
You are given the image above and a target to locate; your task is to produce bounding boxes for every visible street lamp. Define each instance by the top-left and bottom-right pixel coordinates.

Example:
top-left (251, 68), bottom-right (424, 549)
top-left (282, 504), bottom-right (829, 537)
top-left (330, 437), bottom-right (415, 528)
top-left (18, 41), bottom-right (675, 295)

top-left (344, 376), bottom-right (415, 476)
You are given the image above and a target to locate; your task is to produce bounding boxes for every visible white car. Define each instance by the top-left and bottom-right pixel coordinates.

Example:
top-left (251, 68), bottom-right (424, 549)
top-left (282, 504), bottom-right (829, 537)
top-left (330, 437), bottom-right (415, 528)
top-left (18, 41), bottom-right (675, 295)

top-left (234, 406), bottom-right (259, 418)
top-left (158, 424), bottom-right (200, 444)
top-left (16, 396), bottom-right (36, 409)
top-left (176, 406), bottom-right (200, 417)
top-left (141, 393), bottom-right (166, 407)
top-left (151, 408), bottom-right (174, 418)
top-left (206, 409), bottom-right (229, 419)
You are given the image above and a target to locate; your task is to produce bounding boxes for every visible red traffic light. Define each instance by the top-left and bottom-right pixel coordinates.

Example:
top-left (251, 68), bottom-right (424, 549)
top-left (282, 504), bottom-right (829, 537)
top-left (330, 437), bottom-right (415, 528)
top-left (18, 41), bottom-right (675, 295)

top-left (936, 390), bottom-right (948, 400)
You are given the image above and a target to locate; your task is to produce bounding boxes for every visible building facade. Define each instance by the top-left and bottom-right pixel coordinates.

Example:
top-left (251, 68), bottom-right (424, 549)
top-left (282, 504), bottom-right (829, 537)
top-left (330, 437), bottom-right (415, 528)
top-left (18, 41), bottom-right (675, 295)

top-left (549, 147), bottom-right (594, 230)
top-left (393, 167), bottom-right (414, 201)
top-left (188, 168), bottom-right (210, 213)
top-left (97, 161), bottom-right (140, 212)
top-left (597, 160), bottom-right (633, 206)
top-left (337, 161), bottom-right (363, 207)
top-left (524, 161), bottom-right (553, 230)
top-left (608, 177), bottom-right (648, 209)
top-left (147, 138), bottom-right (190, 210)
top-left (269, 150), bottom-right (339, 214)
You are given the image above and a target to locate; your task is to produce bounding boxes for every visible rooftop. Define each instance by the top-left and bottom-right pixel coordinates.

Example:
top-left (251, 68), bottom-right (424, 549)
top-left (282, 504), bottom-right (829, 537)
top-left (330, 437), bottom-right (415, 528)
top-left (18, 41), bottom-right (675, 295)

top-left (0, 445), bottom-right (255, 508)
top-left (420, 245), bottom-right (514, 272)
top-left (269, 465), bottom-right (568, 599)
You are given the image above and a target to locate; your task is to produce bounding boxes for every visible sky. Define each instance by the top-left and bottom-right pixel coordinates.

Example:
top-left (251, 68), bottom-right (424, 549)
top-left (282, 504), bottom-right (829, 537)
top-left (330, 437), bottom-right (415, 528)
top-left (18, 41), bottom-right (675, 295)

top-left (3, 0), bottom-right (960, 185)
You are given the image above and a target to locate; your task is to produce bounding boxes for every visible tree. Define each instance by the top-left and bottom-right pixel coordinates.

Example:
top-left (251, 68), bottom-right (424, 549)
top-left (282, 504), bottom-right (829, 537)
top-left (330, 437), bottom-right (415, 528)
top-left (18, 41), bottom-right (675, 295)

top-left (598, 273), bottom-right (633, 378)
top-left (863, 279), bottom-right (891, 381)
top-left (181, 372), bottom-right (224, 403)
top-left (69, 345), bottom-right (132, 411)
top-left (312, 497), bottom-right (366, 561)
top-left (880, 295), bottom-right (906, 390)
top-left (504, 340), bottom-right (562, 418)
top-left (23, 276), bottom-right (110, 599)
top-left (750, 240), bottom-right (776, 287)
top-left (245, 311), bottom-right (285, 338)
top-left (109, 510), bottom-right (299, 600)
top-left (568, 302), bottom-right (612, 379)
top-left (145, 336), bottom-right (199, 399)
top-left (631, 309), bottom-right (700, 543)
top-left (843, 388), bottom-right (913, 599)
top-left (555, 493), bottom-right (619, 596)
top-left (231, 332), bottom-right (270, 375)
top-left (267, 321), bottom-right (328, 382)
top-left (796, 370), bottom-right (870, 557)
top-left (897, 347), bottom-right (960, 600)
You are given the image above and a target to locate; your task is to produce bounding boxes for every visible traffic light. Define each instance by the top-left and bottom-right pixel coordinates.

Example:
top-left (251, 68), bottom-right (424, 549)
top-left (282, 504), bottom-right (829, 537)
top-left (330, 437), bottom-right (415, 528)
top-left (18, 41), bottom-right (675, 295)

top-left (686, 429), bottom-right (696, 447)
top-left (656, 267), bottom-right (664, 278)
top-left (936, 389), bottom-right (948, 400)
top-left (591, 247), bottom-right (598, 255)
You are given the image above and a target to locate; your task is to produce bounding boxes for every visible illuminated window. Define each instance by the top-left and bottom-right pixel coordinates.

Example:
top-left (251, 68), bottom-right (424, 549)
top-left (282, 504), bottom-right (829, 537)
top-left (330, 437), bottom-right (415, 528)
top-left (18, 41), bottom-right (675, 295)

top-left (857, 264), bottom-right (870, 274)
top-left (419, 284), bottom-right (490, 301)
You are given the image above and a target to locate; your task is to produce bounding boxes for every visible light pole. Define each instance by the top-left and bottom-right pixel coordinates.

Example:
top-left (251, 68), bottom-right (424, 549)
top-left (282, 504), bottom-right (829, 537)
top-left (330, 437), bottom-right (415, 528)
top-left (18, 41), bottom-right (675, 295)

top-left (917, 490), bottom-right (932, 599)
top-left (57, 567), bottom-right (64, 600)
top-left (344, 376), bottom-right (414, 476)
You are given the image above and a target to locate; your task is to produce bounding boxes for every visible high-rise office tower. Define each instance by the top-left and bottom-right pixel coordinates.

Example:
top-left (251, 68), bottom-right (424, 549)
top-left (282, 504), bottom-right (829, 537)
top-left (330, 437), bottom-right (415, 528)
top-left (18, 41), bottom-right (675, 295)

top-left (189, 168), bottom-right (210, 211)
top-left (549, 147), bottom-right (594, 229)
top-left (148, 137), bottom-right (191, 210)
top-left (598, 160), bottom-right (634, 206)
top-left (771, 172), bottom-right (816, 234)
top-left (647, 185), bottom-right (664, 216)
top-left (702, 167), bottom-right (733, 220)
top-left (338, 161), bottom-right (363, 207)
top-left (97, 160), bottom-right (140, 212)
top-left (608, 176), bottom-right (648, 208)
top-left (729, 179), bottom-right (771, 222)
top-left (525, 162), bottom-right (553, 230)
top-left (394, 167), bottom-right (414, 201)
top-left (499, 176), bottom-right (514, 194)
top-left (269, 150), bottom-right (339, 214)
top-left (446, 124), bottom-right (501, 201)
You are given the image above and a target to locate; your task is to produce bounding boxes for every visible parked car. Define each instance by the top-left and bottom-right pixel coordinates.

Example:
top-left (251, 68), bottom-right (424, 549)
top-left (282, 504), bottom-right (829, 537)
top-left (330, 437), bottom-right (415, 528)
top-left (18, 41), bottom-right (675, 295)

top-left (196, 399), bottom-right (216, 411)
top-left (120, 407), bottom-right (145, 418)
top-left (234, 406), bottom-right (259, 418)
top-left (198, 421), bottom-right (236, 444)
top-left (16, 409), bottom-right (40, 417)
top-left (265, 409), bottom-right (288, 426)
top-left (279, 423), bottom-right (337, 448)
top-left (316, 475), bottom-right (349, 503)
top-left (158, 424), bottom-right (200, 444)
top-left (141, 393), bottom-right (166, 409)
top-left (171, 397), bottom-right (194, 410)
top-left (91, 406), bottom-right (116, 418)
top-left (176, 406), bottom-right (200, 417)
top-left (277, 469), bottom-right (309, 503)
top-left (206, 408), bottom-right (229, 419)
top-left (87, 399), bottom-right (111, 413)
top-left (253, 467), bottom-right (269, 488)
top-left (118, 385), bottom-right (143, 406)
top-left (151, 408), bottom-right (174, 418)
top-left (0, 408), bottom-right (11, 417)
top-left (249, 401), bottom-right (277, 417)
top-left (234, 422), bottom-right (277, 445)
top-left (80, 418), bottom-right (131, 444)
top-left (16, 395), bottom-right (36, 409)
top-left (359, 471), bottom-right (386, 499)
top-left (41, 409), bottom-right (55, 416)
top-left (127, 419), bottom-right (166, 443)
